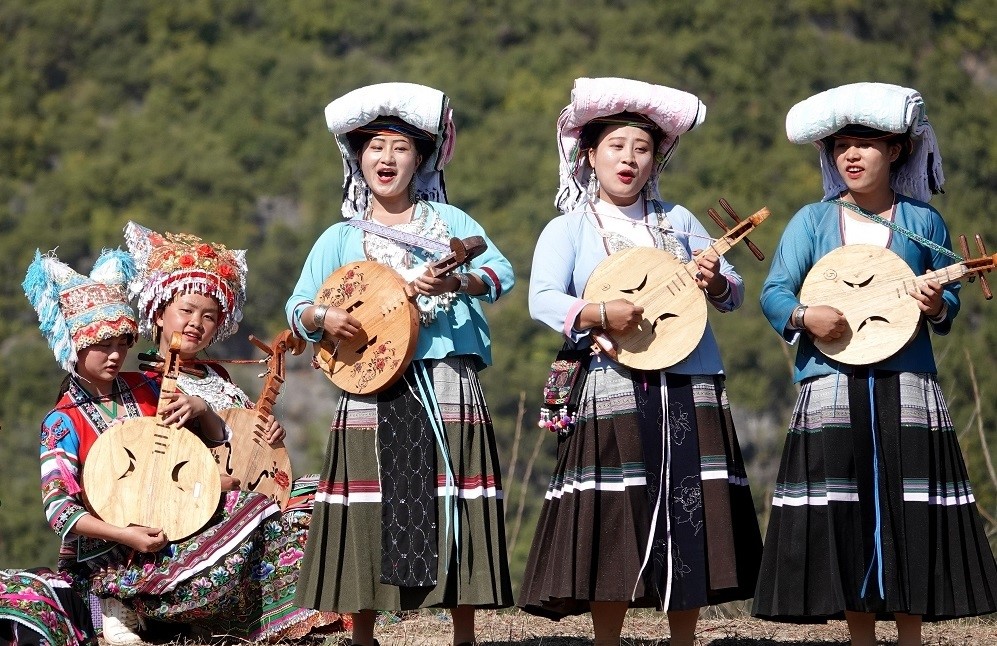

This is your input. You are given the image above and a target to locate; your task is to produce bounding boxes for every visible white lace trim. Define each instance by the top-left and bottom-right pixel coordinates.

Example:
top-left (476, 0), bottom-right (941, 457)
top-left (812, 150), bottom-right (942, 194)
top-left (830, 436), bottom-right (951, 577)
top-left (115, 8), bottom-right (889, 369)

top-left (176, 365), bottom-right (252, 411)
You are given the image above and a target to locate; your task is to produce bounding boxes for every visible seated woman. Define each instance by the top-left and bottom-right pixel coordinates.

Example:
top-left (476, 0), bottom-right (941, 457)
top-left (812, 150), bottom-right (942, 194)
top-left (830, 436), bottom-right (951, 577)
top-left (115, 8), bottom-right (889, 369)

top-left (24, 248), bottom-right (340, 646)
top-left (122, 221), bottom-right (344, 639)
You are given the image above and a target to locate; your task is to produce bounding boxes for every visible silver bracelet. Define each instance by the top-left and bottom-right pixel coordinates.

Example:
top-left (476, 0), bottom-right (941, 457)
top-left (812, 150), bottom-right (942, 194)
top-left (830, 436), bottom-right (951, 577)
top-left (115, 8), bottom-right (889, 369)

top-left (311, 304), bottom-right (330, 330)
top-left (599, 301), bottom-right (608, 329)
top-left (792, 305), bottom-right (808, 330)
top-left (454, 272), bottom-right (470, 294)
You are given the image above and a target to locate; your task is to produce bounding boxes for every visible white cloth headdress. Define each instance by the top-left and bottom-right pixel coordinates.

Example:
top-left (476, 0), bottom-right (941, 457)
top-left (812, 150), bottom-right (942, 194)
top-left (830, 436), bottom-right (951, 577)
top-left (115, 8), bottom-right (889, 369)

top-left (555, 77), bottom-right (706, 214)
top-left (785, 82), bottom-right (944, 202)
top-left (124, 221), bottom-right (247, 343)
top-left (23, 249), bottom-right (137, 373)
top-left (324, 82), bottom-right (455, 219)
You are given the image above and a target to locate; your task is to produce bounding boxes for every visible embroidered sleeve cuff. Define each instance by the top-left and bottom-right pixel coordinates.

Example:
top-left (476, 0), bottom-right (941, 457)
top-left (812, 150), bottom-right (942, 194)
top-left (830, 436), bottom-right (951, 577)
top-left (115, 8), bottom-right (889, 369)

top-left (57, 505), bottom-right (90, 539)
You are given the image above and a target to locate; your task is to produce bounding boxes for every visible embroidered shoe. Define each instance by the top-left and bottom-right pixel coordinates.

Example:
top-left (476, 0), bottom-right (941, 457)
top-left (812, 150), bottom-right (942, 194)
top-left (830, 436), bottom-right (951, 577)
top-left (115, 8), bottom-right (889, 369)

top-left (101, 598), bottom-right (145, 645)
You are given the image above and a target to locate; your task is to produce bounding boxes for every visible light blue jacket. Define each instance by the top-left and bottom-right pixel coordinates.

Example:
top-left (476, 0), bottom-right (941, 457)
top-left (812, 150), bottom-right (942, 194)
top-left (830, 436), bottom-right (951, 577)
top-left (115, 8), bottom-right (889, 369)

top-left (529, 200), bottom-right (742, 376)
top-left (286, 202), bottom-right (514, 368)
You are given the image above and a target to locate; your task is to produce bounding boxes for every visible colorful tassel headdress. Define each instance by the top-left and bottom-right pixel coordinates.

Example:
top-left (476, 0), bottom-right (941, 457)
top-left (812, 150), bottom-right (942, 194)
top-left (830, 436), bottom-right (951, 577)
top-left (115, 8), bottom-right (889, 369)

top-left (23, 248), bottom-right (138, 373)
top-left (555, 77), bottom-right (706, 214)
top-left (124, 221), bottom-right (247, 343)
top-left (324, 82), bottom-right (456, 219)
top-left (785, 82), bottom-right (944, 202)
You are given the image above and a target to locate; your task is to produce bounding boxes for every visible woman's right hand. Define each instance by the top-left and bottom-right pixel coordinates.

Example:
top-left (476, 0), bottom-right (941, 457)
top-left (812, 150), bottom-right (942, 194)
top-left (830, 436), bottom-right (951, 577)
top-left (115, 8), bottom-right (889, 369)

top-left (320, 307), bottom-right (361, 339)
top-left (802, 304), bottom-right (847, 341)
top-left (120, 525), bottom-right (169, 553)
top-left (604, 299), bottom-right (644, 334)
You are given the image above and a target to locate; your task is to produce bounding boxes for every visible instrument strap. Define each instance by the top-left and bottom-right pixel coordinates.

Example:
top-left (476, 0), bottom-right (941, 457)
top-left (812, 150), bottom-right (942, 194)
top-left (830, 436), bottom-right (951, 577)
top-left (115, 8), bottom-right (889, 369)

top-left (347, 215), bottom-right (451, 253)
top-left (830, 198), bottom-right (962, 261)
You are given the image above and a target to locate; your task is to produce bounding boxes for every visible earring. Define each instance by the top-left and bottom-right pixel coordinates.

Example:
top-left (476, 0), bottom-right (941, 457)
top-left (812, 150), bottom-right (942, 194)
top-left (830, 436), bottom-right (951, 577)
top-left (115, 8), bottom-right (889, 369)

top-left (408, 180), bottom-right (418, 204)
top-left (586, 171), bottom-right (600, 203)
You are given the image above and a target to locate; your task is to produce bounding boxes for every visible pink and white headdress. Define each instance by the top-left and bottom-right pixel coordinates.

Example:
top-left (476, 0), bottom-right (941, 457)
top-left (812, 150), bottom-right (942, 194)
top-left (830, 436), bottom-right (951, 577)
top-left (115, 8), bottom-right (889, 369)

top-left (555, 77), bottom-right (706, 214)
top-left (324, 82), bottom-right (456, 219)
top-left (124, 221), bottom-right (247, 343)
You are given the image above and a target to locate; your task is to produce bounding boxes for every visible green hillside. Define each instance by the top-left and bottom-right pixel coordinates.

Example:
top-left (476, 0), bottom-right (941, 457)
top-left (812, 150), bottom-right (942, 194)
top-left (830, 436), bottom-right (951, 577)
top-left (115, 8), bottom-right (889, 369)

top-left (1, 0), bottom-right (995, 590)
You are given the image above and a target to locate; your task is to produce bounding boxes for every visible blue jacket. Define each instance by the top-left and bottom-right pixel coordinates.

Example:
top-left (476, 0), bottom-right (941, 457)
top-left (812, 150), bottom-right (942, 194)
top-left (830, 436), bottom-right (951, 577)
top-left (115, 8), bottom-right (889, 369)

top-left (760, 196), bottom-right (959, 382)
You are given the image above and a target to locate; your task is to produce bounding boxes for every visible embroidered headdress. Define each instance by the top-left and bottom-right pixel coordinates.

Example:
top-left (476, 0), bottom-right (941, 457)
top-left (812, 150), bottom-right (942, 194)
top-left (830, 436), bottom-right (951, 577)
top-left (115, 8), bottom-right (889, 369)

top-left (124, 221), bottom-right (247, 343)
top-left (324, 82), bottom-right (456, 219)
top-left (785, 82), bottom-right (944, 202)
top-left (23, 248), bottom-right (137, 373)
top-left (555, 77), bottom-right (706, 214)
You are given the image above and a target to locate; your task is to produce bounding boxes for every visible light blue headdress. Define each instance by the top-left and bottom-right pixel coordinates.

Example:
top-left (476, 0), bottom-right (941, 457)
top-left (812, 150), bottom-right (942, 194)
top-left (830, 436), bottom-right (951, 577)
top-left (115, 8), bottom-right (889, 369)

top-left (23, 249), bottom-right (138, 373)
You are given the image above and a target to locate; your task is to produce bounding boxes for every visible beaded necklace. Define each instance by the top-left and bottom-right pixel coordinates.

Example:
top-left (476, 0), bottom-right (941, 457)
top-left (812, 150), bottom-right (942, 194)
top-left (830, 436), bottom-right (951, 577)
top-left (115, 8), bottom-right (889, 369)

top-left (831, 197), bottom-right (961, 261)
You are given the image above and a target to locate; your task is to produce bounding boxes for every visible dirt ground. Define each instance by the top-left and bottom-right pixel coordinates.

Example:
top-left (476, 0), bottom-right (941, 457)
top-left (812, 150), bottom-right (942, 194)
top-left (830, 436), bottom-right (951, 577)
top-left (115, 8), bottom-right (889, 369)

top-left (313, 609), bottom-right (997, 645)
top-left (101, 609), bottom-right (997, 645)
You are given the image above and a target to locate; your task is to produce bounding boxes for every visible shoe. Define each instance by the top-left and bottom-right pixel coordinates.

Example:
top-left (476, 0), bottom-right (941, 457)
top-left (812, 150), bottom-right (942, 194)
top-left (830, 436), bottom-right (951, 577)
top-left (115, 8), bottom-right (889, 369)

top-left (101, 598), bottom-right (145, 645)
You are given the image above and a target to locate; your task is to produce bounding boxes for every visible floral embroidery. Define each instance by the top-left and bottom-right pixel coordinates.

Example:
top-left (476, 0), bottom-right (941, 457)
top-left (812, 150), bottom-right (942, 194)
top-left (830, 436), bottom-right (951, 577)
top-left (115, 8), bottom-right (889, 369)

top-left (278, 547), bottom-right (303, 567)
top-left (673, 474), bottom-right (703, 535)
top-left (40, 416), bottom-right (69, 449)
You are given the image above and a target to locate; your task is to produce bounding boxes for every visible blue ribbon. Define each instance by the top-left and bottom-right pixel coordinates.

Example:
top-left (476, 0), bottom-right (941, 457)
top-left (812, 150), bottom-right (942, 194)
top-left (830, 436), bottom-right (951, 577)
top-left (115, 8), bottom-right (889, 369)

top-left (412, 361), bottom-right (459, 570)
top-left (859, 376), bottom-right (885, 600)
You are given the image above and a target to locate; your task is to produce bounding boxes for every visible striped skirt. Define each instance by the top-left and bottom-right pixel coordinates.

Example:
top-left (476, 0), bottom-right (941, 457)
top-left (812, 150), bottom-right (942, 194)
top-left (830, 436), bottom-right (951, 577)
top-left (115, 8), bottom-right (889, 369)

top-left (66, 479), bottom-right (344, 640)
top-left (753, 370), bottom-right (997, 621)
top-left (294, 356), bottom-right (513, 613)
top-left (518, 361), bottom-right (762, 619)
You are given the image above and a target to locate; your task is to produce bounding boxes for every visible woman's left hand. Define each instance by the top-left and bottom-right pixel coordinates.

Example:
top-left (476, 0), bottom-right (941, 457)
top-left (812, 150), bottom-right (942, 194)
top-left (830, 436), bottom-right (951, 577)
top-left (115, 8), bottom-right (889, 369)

top-left (411, 273), bottom-right (458, 297)
top-left (910, 278), bottom-right (945, 318)
top-left (692, 250), bottom-right (727, 297)
top-left (260, 414), bottom-right (286, 446)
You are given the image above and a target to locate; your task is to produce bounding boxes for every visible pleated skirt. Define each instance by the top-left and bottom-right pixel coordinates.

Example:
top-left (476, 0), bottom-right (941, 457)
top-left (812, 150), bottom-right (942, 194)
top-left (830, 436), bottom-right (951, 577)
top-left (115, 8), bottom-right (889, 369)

top-left (753, 370), bottom-right (997, 622)
top-left (518, 361), bottom-right (762, 619)
top-left (294, 356), bottom-right (513, 613)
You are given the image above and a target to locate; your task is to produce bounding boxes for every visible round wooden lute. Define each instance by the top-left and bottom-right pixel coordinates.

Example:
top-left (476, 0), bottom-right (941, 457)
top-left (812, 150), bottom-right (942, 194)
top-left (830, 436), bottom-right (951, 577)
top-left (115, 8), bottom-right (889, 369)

top-left (582, 207), bottom-right (769, 370)
top-left (584, 247), bottom-right (708, 370)
top-left (213, 331), bottom-right (302, 509)
top-left (83, 332), bottom-right (221, 541)
top-left (314, 261), bottom-right (420, 395)
top-left (800, 244), bottom-right (996, 365)
top-left (313, 236), bottom-right (487, 395)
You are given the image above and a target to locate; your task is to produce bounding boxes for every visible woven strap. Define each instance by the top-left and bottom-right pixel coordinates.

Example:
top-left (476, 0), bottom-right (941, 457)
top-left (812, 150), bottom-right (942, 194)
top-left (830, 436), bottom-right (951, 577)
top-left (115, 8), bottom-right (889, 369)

top-left (831, 199), bottom-right (962, 261)
top-left (347, 218), bottom-right (450, 253)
